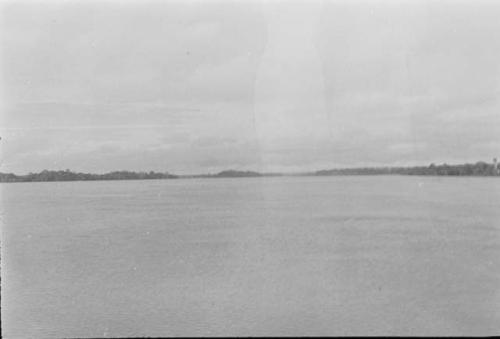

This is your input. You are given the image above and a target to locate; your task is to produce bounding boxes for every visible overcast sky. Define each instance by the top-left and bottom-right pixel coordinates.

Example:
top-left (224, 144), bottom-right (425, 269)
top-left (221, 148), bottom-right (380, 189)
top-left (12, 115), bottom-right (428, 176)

top-left (1, 0), bottom-right (499, 174)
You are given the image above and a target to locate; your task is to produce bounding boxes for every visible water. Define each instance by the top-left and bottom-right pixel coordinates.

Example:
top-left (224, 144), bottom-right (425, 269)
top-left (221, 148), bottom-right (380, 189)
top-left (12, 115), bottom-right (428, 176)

top-left (1, 176), bottom-right (499, 337)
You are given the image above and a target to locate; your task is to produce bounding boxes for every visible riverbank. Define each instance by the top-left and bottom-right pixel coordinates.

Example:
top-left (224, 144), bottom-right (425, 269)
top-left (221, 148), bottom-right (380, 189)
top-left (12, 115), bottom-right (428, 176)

top-left (1, 160), bottom-right (499, 183)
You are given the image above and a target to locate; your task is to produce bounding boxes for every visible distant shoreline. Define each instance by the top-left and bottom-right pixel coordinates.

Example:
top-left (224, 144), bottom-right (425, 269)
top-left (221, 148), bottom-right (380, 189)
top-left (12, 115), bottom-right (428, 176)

top-left (1, 161), bottom-right (499, 183)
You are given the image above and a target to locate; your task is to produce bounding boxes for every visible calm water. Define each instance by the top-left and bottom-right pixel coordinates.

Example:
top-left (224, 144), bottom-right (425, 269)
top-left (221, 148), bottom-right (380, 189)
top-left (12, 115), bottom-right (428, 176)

top-left (1, 176), bottom-right (499, 337)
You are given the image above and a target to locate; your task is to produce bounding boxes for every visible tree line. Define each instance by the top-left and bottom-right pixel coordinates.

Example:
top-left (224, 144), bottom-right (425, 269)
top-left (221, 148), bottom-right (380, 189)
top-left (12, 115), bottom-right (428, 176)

top-left (0, 170), bottom-right (178, 183)
top-left (1, 161), bottom-right (499, 183)
top-left (315, 161), bottom-right (500, 176)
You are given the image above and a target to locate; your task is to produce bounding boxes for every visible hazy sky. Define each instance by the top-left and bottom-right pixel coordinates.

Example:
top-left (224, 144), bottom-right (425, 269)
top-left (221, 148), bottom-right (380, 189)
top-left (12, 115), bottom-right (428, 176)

top-left (1, 0), bottom-right (499, 174)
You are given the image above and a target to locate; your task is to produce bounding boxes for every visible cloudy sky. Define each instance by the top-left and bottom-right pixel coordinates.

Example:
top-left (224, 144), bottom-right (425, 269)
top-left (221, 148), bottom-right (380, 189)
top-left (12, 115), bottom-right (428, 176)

top-left (1, 0), bottom-right (499, 174)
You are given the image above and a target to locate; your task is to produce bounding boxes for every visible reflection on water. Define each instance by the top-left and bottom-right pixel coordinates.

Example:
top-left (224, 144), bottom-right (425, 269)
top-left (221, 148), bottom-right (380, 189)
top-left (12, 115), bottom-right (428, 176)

top-left (1, 176), bottom-right (499, 337)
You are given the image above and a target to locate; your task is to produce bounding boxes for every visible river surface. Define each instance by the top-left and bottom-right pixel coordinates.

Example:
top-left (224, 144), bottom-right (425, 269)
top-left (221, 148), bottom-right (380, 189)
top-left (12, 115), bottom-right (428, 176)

top-left (1, 176), bottom-right (499, 337)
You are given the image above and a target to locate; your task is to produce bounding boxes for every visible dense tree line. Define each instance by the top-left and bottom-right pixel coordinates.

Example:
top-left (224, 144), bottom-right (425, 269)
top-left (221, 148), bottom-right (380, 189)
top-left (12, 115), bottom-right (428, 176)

top-left (1, 161), bottom-right (499, 183)
top-left (0, 169), bottom-right (178, 183)
top-left (315, 161), bottom-right (500, 176)
top-left (214, 170), bottom-right (262, 177)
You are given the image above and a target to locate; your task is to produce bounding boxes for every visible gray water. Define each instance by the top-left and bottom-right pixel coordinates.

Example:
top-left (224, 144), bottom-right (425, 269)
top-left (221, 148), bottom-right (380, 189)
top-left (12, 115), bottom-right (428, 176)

top-left (1, 176), bottom-right (499, 337)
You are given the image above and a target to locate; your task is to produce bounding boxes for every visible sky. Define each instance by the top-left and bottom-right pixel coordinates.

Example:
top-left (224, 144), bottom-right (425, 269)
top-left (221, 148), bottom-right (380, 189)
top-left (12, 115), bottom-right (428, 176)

top-left (1, 0), bottom-right (499, 174)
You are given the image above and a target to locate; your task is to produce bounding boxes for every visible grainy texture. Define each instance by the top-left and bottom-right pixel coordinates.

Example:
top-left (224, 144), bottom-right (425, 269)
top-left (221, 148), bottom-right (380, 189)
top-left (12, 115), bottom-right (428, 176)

top-left (2, 176), bottom-right (499, 337)
top-left (2, 1), bottom-right (500, 337)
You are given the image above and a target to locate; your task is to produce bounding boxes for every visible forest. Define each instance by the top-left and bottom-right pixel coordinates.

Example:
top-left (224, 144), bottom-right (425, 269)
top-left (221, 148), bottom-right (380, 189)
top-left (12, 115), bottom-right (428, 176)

top-left (0, 170), bottom-right (178, 183)
top-left (0, 161), bottom-right (498, 183)
top-left (315, 161), bottom-right (500, 176)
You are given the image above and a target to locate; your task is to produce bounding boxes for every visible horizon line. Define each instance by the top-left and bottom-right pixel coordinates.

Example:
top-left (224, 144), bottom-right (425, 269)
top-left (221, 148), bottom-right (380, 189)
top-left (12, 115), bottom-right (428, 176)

top-left (1, 159), bottom-right (499, 177)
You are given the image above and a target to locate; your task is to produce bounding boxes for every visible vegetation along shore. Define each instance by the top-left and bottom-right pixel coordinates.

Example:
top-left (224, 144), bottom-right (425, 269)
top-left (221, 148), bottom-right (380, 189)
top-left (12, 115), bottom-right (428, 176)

top-left (1, 160), bottom-right (499, 183)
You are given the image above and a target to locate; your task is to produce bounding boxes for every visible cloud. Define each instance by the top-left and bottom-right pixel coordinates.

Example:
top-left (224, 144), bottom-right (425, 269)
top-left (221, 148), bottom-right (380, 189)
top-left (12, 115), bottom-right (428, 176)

top-left (1, 1), bottom-right (500, 174)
